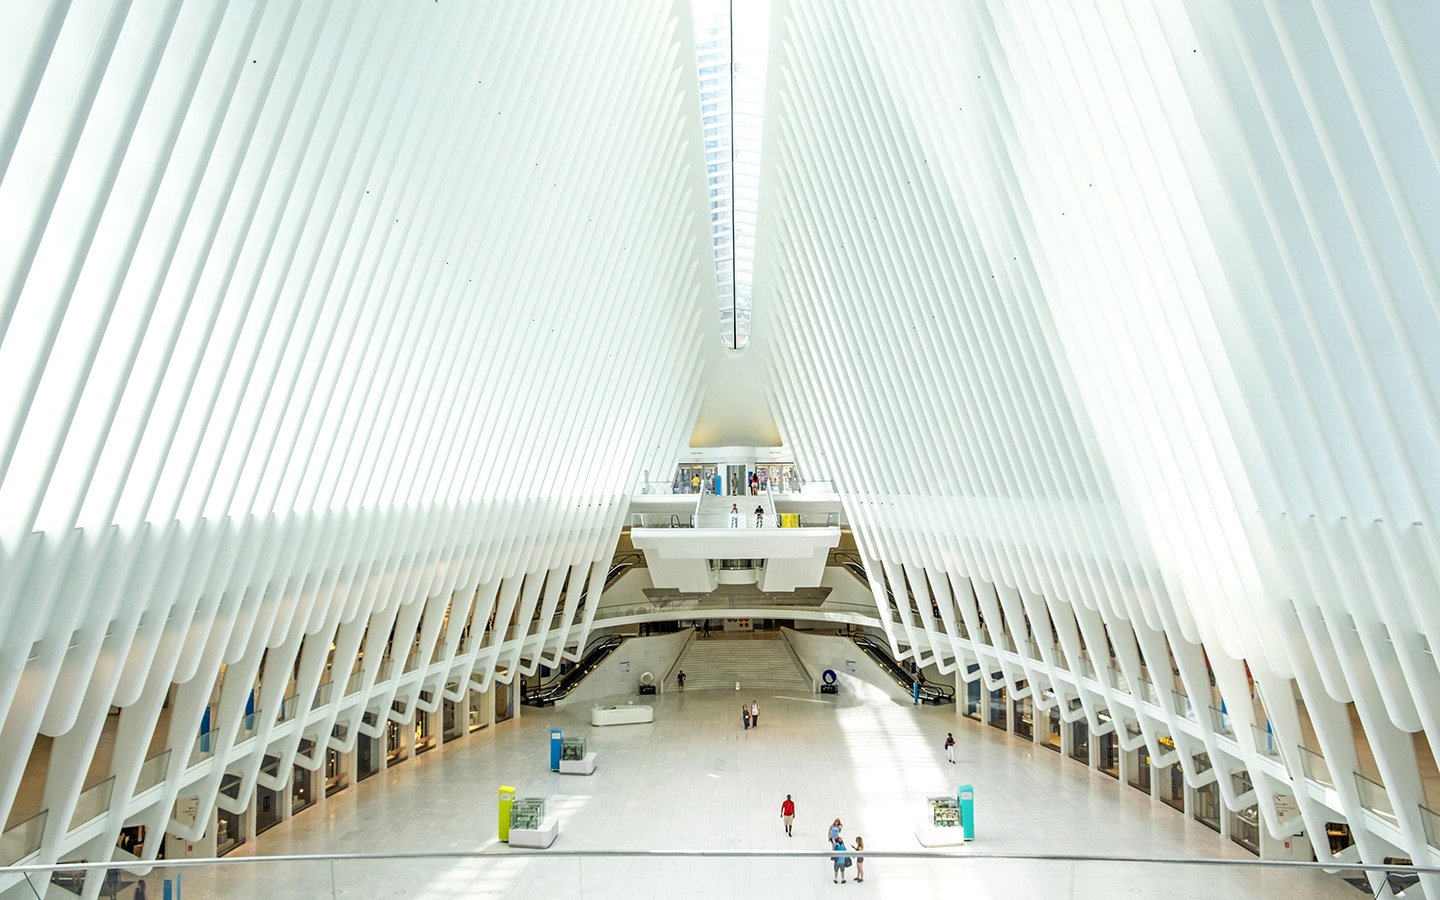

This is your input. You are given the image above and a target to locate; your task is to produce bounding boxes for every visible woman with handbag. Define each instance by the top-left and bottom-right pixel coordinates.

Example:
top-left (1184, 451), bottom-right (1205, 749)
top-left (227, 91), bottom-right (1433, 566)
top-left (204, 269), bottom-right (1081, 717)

top-left (831, 836), bottom-right (849, 884)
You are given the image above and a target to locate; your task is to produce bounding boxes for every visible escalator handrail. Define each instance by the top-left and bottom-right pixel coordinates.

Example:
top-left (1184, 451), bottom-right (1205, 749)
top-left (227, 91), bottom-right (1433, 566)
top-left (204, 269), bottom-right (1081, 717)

top-left (526, 634), bottom-right (625, 703)
top-left (853, 635), bottom-right (954, 701)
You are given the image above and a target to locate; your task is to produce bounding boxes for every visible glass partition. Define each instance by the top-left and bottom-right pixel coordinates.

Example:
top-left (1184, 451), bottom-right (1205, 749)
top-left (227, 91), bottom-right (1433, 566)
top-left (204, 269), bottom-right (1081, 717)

top-left (1069, 719), bottom-right (1089, 764)
top-left (1013, 695), bottom-right (1033, 741)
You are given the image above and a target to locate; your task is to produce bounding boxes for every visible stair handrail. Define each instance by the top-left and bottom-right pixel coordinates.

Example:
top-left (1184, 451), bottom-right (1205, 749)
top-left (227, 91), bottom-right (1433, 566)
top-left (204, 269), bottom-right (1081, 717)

top-left (660, 628), bottom-right (696, 690)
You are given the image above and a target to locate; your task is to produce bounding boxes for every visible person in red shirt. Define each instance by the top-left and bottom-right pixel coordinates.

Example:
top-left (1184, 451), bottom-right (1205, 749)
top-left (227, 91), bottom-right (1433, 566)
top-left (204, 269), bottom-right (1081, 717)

top-left (780, 794), bottom-right (795, 836)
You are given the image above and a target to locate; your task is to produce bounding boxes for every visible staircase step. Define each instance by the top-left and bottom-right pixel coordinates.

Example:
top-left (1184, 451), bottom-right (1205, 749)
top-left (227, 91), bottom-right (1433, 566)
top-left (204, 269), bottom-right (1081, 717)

top-left (673, 635), bottom-right (811, 693)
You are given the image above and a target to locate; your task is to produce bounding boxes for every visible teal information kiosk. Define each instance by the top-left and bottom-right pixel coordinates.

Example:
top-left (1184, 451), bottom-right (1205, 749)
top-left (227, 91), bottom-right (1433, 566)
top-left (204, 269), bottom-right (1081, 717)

top-left (550, 729), bottom-right (563, 771)
top-left (958, 784), bottom-right (975, 840)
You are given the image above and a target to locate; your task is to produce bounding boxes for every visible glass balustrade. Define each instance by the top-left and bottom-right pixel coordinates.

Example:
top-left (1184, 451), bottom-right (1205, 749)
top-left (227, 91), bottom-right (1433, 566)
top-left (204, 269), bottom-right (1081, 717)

top-left (1420, 803), bottom-right (1440, 849)
top-left (1171, 691), bottom-right (1195, 720)
top-left (1208, 706), bottom-right (1234, 738)
top-left (69, 777), bottom-right (115, 831)
top-left (1297, 745), bottom-right (1334, 789)
top-left (1250, 724), bottom-right (1281, 760)
top-left (1353, 772), bottom-right (1398, 824)
top-left (133, 750), bottom-right (172, 796)
top-left (0, 810), bottom-right (46, 866)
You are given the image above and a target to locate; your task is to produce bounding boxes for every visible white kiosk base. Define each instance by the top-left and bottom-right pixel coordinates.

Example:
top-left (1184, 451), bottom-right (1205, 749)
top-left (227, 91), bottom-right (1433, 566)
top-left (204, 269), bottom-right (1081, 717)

top-left (509, 818), bottom-right (559, 849)
top-left (559, 752), bottom-right (598, 775)
top-left (591, 705), bottom-right (654, 726)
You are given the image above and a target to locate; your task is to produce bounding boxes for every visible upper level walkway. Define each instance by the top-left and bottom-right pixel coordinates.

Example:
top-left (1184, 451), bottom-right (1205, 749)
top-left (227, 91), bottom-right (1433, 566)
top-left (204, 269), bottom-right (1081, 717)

top-left (628, 483), bottom-right (842, 593)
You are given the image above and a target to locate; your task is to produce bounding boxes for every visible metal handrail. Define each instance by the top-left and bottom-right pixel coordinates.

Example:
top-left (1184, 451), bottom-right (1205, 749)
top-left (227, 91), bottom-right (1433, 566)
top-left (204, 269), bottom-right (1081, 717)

top-left (6, 848), bottom-right (1440, 874)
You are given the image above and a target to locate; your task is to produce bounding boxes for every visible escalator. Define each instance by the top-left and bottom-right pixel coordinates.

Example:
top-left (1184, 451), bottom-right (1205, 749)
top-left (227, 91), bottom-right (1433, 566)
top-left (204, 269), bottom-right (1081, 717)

top-left (522, 558), bottom-right (639, 706)
top-left (852, 633), bottom-right (955, 705)
top-left (523, 634), bottom-right (625, 707)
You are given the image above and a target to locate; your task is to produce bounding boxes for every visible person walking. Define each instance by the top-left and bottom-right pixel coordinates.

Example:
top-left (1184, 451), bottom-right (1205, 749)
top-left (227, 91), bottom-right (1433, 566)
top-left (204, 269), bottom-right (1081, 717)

top-left (749, 471), bottom-right (759, 494)
top-left (781, 794), bottom-right (795, 836)
top-left (730, 503), bottom-right (740, 528)
top-left (828, 818), bottom-right (842, 843)
top-left (677, 670), bottom-right (686, 691)
top-left (750, 700), bottom-right (759, 728)
top-left (742, 705), bottom-right (751, 730)
top-left (753, 504), bottom-right (764, 528)
top-left (944, 732), bottom-right (956, 764)
top-left (831, 836), bottom-right (849, 884)
top-left (853, 836), bottom-right (865, 882)
top-left (691, 473), bottom-right (701, 493)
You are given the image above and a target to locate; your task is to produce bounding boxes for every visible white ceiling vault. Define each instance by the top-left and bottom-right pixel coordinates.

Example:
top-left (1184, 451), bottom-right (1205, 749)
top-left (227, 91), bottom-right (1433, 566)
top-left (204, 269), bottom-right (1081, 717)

top-left (2, 0), bottom-right (1440, 890)
top-left (753, 0), bottom-right (1440, 886)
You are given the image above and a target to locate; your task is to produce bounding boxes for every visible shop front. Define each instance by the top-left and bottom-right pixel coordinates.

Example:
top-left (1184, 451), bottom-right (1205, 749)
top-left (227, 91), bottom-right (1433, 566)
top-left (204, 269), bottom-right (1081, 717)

top-left (415, 710), bottom-right (436, 755)
top-left (291, 762), bottom-right (315, 815)
top-left (443, 691), bottom-right (466, 742)
top-left (1097, 730), bottom-right (1119, 779)
top-left (1162, 759), bottom-right (1185, 812)
top-left (1128, 744), bottom-right (1152, 794)
top-left (255, 757), bottom-right (283, 835)
top-left (1192, 754), bottom-right (1221, 832)
top-left (1044, 705), bottom-right (1061, 752)
top-left (216, 775), bottom-right (246, 856)
top-left (386, 719), bottom-right (407, 766)
top-left (1013, 694), bottom-right (1033, 741)
top-left (357, 732), bottom-right (380, 781)
top-left (988, 686), bottom-right (1007, 731)
top-left (964, 678), bottom-right (982, 721)
top-left (1069, 718), bottom-right (1090, 765)
top-left (325, 747), bottom-right (348, 796)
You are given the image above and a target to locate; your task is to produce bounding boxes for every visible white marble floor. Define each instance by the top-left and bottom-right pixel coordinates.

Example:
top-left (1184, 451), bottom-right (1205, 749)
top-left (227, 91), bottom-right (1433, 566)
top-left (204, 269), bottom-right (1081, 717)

top-left (174, 688), bottom-right (1359, 899)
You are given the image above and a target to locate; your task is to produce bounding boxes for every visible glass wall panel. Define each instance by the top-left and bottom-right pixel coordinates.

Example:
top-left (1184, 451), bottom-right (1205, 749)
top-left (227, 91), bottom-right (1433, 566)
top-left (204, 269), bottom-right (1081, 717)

top-left (1013, 696), bottom-right (1033, 741)
top-left (988, 687), bottom-right (1007, 730)
top-left (1069, 719), bottom-right (1089, 764)
top-left (1194, 781), bottom-right (1222, 833)
top-left (1128, 747), bottom-right (1152, 794)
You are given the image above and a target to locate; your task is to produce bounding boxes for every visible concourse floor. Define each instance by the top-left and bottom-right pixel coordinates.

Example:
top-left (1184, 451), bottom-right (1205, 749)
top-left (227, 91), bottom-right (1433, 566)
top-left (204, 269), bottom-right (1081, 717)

top-left (181, 687), bottom-right (1357, 899)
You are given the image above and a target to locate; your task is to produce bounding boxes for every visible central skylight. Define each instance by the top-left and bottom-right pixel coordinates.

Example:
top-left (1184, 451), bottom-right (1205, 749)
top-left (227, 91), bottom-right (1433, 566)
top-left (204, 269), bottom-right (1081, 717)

top-left (692, 0), bottom-right (771, 350)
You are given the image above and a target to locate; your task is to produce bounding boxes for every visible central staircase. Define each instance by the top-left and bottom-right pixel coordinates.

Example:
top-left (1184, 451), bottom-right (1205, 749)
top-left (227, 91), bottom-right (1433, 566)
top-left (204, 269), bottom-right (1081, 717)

top-left (673, 633), bottom-right (812, 693)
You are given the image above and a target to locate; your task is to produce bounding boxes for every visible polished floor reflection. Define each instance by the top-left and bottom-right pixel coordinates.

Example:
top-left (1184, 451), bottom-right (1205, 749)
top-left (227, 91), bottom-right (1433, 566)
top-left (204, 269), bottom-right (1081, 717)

top-left (180, 687), bottom-right (1358, 898)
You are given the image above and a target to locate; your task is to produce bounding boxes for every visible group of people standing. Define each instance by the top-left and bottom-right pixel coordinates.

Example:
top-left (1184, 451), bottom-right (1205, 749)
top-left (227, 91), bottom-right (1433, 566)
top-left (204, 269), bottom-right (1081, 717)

top-left (827, 817), bottom-right (864, 884)
top-left (741, 700), bottom-right (760, 729)
top-left (777, 796), bottom-right (866, 885)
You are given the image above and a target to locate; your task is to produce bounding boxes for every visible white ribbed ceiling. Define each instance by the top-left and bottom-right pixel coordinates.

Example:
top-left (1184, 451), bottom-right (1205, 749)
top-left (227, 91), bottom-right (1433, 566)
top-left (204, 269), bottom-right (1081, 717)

top-left (4, 0), bottom-right (1440, 888)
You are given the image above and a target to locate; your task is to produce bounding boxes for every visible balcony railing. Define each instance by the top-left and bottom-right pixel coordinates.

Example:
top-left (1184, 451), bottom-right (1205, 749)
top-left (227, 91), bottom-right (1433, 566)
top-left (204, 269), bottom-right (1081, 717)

top-left (0, 809), bottom-right (46, 866)
top-left (1353, 772), bottom-right (1398, 824)
top-left (69, 776), bottom-right (115, 831)
top-left (134, 750), bottom-right (172, 797)
top-left (1297, 745), bottom-right (1333, 789)
top-left (1250, 725), bottom-right (1281, 761)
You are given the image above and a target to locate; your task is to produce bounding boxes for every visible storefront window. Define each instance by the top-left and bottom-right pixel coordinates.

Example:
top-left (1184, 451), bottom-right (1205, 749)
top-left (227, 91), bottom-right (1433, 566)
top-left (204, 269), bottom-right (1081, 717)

top-left (1097, 729), bottom-right (1119, 779)
top-left (965, 679), bottom-right (982, 721)
top-left (1070, 719), bottom-right (1089, 764)
top-left (495, 680), bottom-right (513, 723)
top-left (386, 720), bottom-right (407, 765)
top-left (1044, 706), bottom-right (1061, 752)
top-left (1013, 696), bottom-right (1033, 741)
top-left (988, 687), bottom-right (1007, 730)
top-left (444, 695), bottom-right (465, 742)
top-left (357, 733), bottom-right (380, 781)
top-left (1162, 761), bottom-right (1185, 812)
top-left (291, 763), bottom-right (315, 815)
top-left (216, 775), bottom-right (246, 856)
top-left (1193, 780), bottom-right (1222, 833)
top-left (1230, 805), bottom-right (1261, 854)
top-left (324, 747), bottom-right (348, 796)
top-left (415, 711), bottom-right (436, 755)
top-left (468, 689), bottom-right (486, 732)
top-left (1128, 746), bottom-right (1152, 794)
top-left (255, 757), bottom-right (282, 835)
